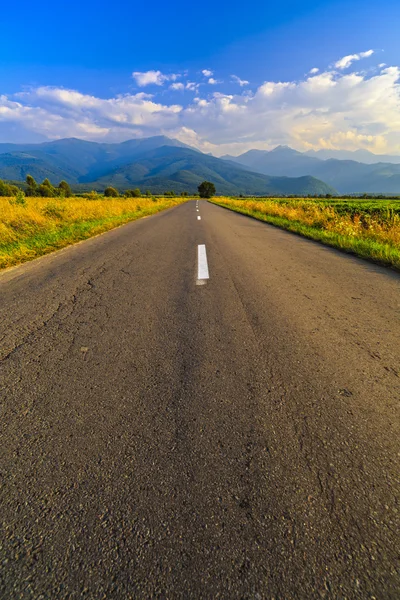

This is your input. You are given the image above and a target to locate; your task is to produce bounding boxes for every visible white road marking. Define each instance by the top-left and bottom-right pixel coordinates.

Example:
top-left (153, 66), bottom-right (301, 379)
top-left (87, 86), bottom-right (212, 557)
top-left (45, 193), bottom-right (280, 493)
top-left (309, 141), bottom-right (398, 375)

top-left (197, 215), bottom-right (201, 220)
top-left (197, 244), bottom-right (209, 284)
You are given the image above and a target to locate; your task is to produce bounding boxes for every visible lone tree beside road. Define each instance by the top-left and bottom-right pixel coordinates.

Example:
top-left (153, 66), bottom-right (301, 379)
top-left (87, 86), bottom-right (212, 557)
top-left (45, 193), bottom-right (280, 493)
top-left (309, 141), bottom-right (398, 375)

top-left (198, 181), bottom-right (216, 198)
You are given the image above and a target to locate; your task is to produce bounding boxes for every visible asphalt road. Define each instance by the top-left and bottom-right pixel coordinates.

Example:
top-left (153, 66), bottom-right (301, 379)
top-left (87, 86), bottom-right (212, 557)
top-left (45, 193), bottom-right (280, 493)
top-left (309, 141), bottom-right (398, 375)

top-left (1, 200), bottom-right (399, 599)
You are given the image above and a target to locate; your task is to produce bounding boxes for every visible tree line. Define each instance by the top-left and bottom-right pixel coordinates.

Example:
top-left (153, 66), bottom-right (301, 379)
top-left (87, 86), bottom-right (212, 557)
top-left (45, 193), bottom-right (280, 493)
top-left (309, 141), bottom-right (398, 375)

top-left (0, 175), bottom-right (72, 197)
top-left (25, 176), bottom-right (72, 197)
top-left (103, 181), bottom-right (216, 198)
top-left (0, 176), bottom-right (217, 198)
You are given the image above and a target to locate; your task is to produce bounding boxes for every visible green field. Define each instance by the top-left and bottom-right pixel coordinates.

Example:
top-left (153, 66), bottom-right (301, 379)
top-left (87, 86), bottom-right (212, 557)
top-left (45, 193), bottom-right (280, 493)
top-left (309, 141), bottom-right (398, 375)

top-left (305, 197), bottom-right (400, 217)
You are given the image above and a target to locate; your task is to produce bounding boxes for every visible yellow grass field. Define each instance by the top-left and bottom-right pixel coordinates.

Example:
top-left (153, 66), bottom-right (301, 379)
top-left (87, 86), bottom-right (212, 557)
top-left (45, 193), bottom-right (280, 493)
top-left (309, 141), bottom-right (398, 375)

top-left (211, 197), bottom-right (400, 270)
top-left (0, 196), bottom-right (187, 270)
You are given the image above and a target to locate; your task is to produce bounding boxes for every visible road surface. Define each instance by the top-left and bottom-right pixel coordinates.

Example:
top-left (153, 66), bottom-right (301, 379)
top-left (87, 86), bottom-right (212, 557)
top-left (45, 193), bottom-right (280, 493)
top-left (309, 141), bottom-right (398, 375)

top-left (1, 200), bottom-right (399, 598)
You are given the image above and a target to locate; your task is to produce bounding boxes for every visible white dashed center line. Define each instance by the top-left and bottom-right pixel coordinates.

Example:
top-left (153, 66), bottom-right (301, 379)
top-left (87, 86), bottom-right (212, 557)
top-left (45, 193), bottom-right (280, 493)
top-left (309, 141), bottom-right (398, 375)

top-left (197, 244), bottom-right (209, 285)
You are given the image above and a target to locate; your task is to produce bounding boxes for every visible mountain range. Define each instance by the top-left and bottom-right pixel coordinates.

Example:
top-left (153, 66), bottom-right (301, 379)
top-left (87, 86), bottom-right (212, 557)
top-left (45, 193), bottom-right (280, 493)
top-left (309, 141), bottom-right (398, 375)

top-left (222, 146), bottom-right (400, 194)
top-left (0, 137), bottom-right (336, 196)
top-left (304, 148), bottom-right (400, 164)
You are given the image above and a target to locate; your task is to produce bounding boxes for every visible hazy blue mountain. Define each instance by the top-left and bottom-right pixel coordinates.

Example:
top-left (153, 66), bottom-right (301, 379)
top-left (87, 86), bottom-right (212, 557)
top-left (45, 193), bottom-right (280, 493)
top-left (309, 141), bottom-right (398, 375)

top-left (0, 136), bottom-right (193, 183)
top-left (1, 137), bottom-right (400, 194)
top-left (226, 146), bottom-right (321, 173)
top-left (223, 145), bottom-right (400, 193)
top-left (305, 148), bottom-right (400, 164)
top-left (87, 146), bottom-right (337, 196)
top-left (0, 137), bottom-right (337, 195)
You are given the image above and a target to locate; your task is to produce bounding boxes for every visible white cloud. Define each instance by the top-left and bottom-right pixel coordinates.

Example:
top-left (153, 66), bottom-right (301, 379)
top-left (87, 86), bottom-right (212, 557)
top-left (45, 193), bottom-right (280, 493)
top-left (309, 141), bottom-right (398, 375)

top-left (335, 49), bottom-right (374, 70)
top-left (1, 53), bottom-right (400, 156)
top-left (208, 78), bottom-right (221, 85)
top-left (202, 69), bottom-right (213, 77)
top-left (0, 88), bottom-right (183, 142)
top-left (132, 70), bottom-right (179, 86)
top-left (170, 82), bottom-right (185, 91)
top-left (179, 61), bottom-right (400, 155)
top-left (309, 68), bottom-right (319, 74)
top-left (186, 81), bottom-right (200, 92)
top-left (231, 75), bottom-right (249, 86)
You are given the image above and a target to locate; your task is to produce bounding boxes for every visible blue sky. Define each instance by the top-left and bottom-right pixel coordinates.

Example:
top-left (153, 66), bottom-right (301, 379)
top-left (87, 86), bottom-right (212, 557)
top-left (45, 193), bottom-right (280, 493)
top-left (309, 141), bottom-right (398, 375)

top-left (1, 0), bottom-right (399, 154)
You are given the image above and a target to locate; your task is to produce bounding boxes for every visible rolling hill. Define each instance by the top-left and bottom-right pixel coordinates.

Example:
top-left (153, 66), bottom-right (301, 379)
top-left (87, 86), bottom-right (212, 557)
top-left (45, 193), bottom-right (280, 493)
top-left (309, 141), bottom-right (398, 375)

top-left (0, 137), bottom-right (337, 196)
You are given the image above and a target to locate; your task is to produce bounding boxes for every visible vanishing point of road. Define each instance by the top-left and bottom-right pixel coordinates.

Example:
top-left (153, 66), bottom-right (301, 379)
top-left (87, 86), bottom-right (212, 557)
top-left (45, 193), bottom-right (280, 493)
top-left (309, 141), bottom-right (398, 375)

top-left (1, 200), bottom-right (399, 598)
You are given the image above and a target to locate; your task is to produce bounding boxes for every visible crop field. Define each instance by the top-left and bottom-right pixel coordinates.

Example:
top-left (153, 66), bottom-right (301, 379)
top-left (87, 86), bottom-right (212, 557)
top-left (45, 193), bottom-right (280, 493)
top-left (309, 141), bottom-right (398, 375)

top-left (210, 197), bottom-right (400, 270)
top-left (0, 195), bottom-right (187, 270)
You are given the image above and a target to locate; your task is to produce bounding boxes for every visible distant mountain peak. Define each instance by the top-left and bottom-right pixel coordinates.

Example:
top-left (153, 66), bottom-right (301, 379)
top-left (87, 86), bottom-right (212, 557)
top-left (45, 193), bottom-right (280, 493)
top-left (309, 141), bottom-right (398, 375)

top-left (270, 145), bottom-right (300, 155)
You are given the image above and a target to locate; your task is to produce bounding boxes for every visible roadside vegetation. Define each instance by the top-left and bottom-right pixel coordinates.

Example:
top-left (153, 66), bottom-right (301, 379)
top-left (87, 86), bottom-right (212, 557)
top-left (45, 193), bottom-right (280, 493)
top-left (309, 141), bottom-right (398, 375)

top-left (210, 196), bottom-right (400, 270)
top-left (0, 194), bottom-right (187, 270)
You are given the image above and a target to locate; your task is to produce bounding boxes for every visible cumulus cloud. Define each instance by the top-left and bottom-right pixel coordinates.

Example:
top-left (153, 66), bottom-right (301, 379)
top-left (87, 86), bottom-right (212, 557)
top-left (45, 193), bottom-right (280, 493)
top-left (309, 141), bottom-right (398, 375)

top-left (202, 69), bottom-right (213, 77)
top-left (0, 88), bottom-right (182, 142)
top-left (170, 82), bottom-right (185, 91)
top-left (208, 78), bottom-right (222, 85)
top-left (231, 75), bottom-right (249, 86)
top-left (1, 52), bottom-right (400, 156)
top-left (309, 68), bottom-right (319, 74)
top-left (132, 70), bottom-right (179, 86)
top-left (335, 49), bottom-right (374, 70)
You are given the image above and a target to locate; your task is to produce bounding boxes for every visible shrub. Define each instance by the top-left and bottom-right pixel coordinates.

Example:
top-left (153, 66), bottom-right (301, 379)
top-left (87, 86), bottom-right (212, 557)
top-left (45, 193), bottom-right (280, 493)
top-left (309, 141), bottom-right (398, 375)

top-left (104, 186), bottom-right (119, 197)
top-left (85, 191), bottom-right (99, 200)
top-left (15, 190), bottom-right (26, 205)
top-left (124, 189), bottom-right (141, 197)
top-left (42, 202), bottom-right (66, 218)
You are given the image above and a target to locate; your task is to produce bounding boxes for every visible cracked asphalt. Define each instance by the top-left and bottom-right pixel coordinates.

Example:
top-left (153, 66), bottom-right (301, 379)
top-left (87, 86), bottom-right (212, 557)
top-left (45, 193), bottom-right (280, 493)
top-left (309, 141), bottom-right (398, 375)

top-left (0, 200), bottom-right (399, 598)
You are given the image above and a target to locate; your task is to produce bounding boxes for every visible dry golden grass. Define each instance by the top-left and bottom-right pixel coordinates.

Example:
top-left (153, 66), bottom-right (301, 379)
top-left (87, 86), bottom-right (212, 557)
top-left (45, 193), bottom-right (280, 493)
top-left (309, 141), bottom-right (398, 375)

top-left (0, 196), bottom-right (187, 269)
